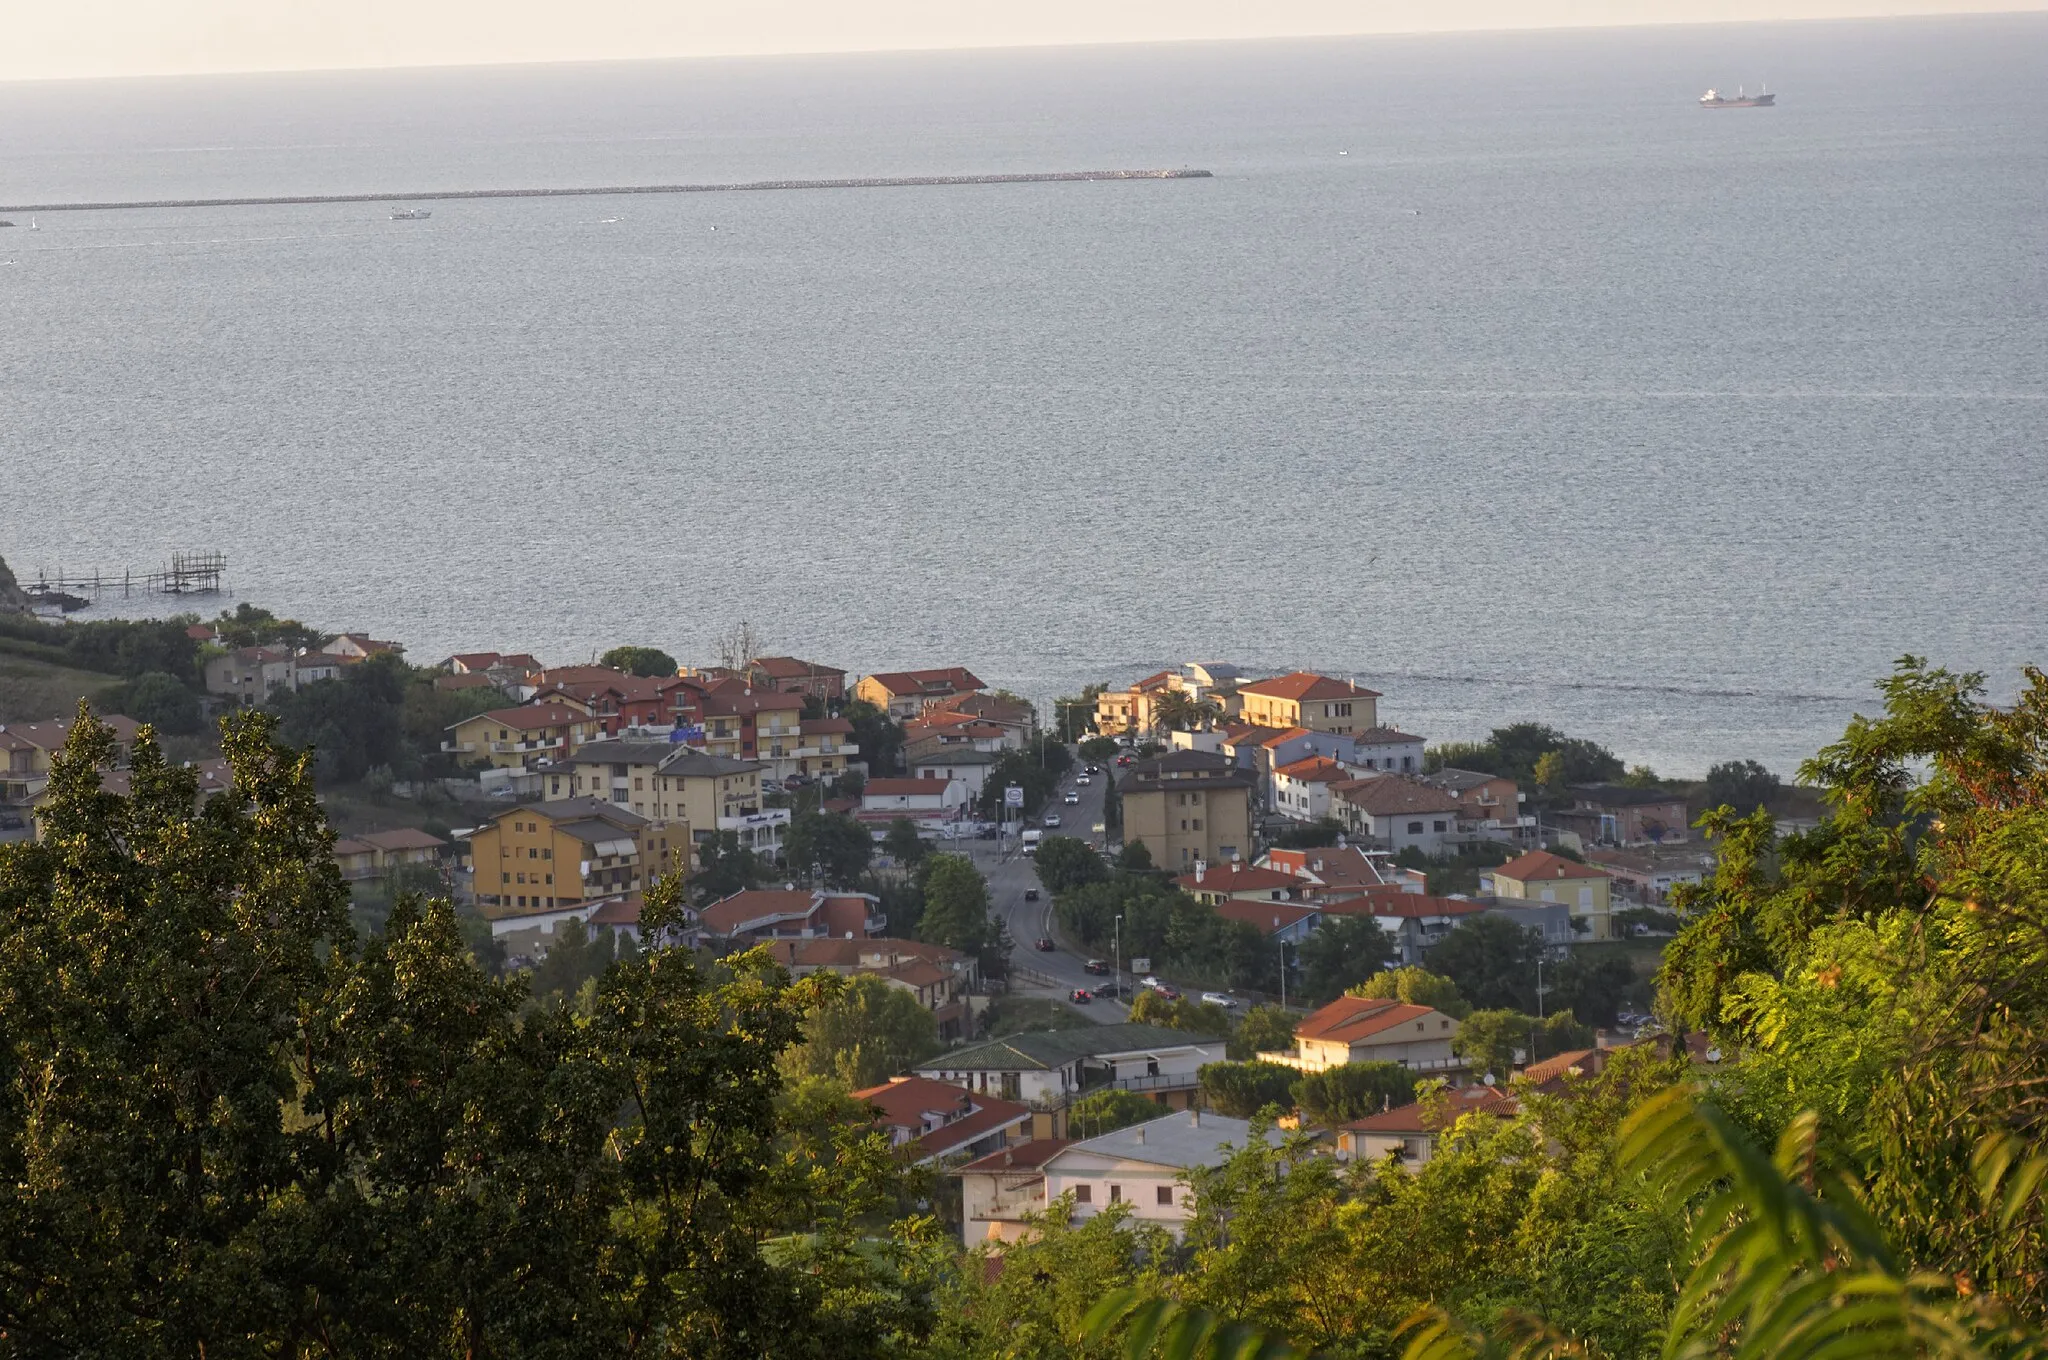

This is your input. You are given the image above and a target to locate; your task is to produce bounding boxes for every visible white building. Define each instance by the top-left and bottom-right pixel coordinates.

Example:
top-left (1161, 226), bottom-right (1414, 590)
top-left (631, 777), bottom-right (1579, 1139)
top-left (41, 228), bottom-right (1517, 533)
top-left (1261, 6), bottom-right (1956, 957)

top-left (861, 777), bottom-right (972, 826)
top-left (1344, 727), bottom-right (1427, 775)
top-left (1271, 755), bottom-right (1353, 823)
top-left (910, 748), bottom-right (999, 803)
top-left (1042, 1112), bottom-right (1285, 1234)
top-left (1260, 994), bottom-right (1462, 1073)
top-left (1329, 775), bottom-right (1465, 854)
top-left (914, 1023), bottom-right (1226, 1140)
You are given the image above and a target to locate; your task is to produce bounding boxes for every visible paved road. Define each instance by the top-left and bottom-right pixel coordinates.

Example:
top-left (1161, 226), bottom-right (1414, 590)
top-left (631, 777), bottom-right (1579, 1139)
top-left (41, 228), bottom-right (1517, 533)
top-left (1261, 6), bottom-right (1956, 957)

top-left (956, 753), bottom-right (1132, 1022)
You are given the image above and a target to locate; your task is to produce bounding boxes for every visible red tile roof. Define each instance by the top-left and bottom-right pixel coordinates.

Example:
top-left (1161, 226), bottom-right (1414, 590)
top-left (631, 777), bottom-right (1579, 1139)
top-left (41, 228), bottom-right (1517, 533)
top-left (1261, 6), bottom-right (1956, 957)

top-left (853, 1076), bottom-right (975, 1129)
top-left (1362, 894), bottom-right (1489, 920)
top-left (1294, 995), bottom-right (1435, 1044)
top-left (1344, 1085), bottom-right (1516, 1135)
top-left (702, 689), bottom-right (806, 715)
top-left (1495, 850), bottom-right (1610, 883)
top-left (801, 717), bottom-right (855, 735)
top-left (1275, 755), bottom-right (1352, 782)
top-left (355, 827), bottom-right (447, 852)
top-left (1332, 776), bottom-right (1463, 817)
top-left (863, 668), bottom-right (986, 697)
top-left (1238, 672), bottom-right (1382, 702)
top-left (1211, 900), bottom-right (1320, 935)
top-left (1254, 727), bottom-right (1318, 749)
top-left (469, 703), bottom-right (591, 732)
top-left (587, 893), bottom-right (646, 926)
top-left (754, 656), bottom-right (845, 680)
top-left (698, 889), bottom-right (818, 935)
top-left (1173, 863), bottom-right (1301, 896)
top-left (956, 1139), bottom-right (1070, 1174)
top-left (1521, 1048), bottom-right (1604, 1084)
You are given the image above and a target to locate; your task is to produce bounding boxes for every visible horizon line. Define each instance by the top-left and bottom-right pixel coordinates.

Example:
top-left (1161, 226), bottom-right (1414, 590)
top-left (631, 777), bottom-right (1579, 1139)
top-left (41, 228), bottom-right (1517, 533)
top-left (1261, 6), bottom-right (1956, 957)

top-left (2, 6), bottom-right (2042, 87)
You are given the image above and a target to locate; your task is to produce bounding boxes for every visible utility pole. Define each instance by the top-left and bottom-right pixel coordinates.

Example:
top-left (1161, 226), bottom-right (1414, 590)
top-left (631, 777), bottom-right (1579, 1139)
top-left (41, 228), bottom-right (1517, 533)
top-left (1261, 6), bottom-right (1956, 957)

top-left (1114, 914), bottom-right (1123, 1006)
top-left (1278, 940), bottom-right (1287, 1010)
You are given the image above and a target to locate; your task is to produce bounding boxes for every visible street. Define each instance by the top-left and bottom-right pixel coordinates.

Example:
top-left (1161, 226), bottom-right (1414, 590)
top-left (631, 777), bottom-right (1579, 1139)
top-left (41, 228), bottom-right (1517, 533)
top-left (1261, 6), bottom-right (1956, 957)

top-left (955, 752), bottom-right (1131, 1021)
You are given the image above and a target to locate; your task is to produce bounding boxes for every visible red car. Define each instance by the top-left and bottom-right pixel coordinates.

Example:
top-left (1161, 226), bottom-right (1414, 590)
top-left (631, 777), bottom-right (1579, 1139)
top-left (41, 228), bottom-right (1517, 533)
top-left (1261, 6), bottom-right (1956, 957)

top-left (1035, 937), bottom-right (1055, 951)
top-left (1069, 989), bottom-right (1093, 1004)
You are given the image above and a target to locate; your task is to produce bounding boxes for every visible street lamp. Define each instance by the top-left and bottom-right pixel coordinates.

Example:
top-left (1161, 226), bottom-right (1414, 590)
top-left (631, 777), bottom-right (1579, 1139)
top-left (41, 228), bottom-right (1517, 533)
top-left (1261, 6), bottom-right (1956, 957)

top-left (1114, 914), bottom-right (1123, 1005)
top-left (1278, 940), bottom-right (1288, 1010)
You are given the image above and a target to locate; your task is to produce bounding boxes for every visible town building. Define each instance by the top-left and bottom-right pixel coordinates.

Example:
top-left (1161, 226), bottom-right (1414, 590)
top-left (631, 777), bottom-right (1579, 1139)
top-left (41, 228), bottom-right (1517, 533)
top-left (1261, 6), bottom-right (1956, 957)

top-left (915, 1024), bottom-right (1226, 1140)
top-left (907, 746), bottom-right (999, 802)
top-left (1553, 785), bottom-right (1692, 847)
top-left (1036, 1112), bottom-right (1284, 1236)
top-left (760, 936), bottom-right (977, 1039)
top-left (853, 1076), bottom-right (1032, 1166)
top-left (1350, 893), bottom-right (1492, 965)
top-left (695, 888), bottom-right (886, 945)
top-left (202, 645), bottom-right (296, 707)
top-left (1337, 1084), bottom-right (1516, 1165)
top-left (1485, 850), bottom-right (1616, 938)
top-left (1171, 861), bottom-right (1308, 906)
top-left (1209, 898), bottom-right (1321, 945)
top-left (747, 656), bottom-right (848, 701)
top-left (1420, 767), bottom-right (1527, 840)
top-left (1116, 750), bottom-right (1255, 871)
top-left (854, 668), bottom-right (987, 720)
top-left (860, 776), bottom-right (973, 827)
top-left (293, 653), bottom-right (346, 687)
top-left (1, 714), bottom-right (144, 811)
top-left (468, 798), bottom-right (686, 913)
top-left (444, 703), bottom-right (605, 771)
top-left (1261, 995), bottom-right (1462, 1073)
top-left (1234, 672), bottom-right (1381, 736)
top-left (1345, 727), bottom-right (1427, 774)
top-left (957, 1139), bottom-right (1069, 1245)
top-left (1327, 775), bottom-right (1465, 854)
top-left (1271, 755), bottom-right (1354, 823)
top-left (1259, 844), bottom-right (1415, 899)
top-left (324, 633), bottom-right (404, 662)
top-left (1585, 846), bottom-right (1710, 905)
top-left (545, 740), bottom-right (780, 856)
top-left (331, 827), bottom-right (448, 882)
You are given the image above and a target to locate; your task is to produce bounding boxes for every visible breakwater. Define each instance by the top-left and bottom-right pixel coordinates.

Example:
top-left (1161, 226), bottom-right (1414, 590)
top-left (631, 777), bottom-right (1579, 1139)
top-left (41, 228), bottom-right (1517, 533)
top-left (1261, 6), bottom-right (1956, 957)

top-left (0, 169), bottom-right (1213, 215)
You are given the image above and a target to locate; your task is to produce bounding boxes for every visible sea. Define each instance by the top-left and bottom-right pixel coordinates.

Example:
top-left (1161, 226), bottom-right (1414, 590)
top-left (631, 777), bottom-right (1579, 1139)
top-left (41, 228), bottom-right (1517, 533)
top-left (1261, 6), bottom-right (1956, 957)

top-left (2, 14), bottom-right (2045, 778)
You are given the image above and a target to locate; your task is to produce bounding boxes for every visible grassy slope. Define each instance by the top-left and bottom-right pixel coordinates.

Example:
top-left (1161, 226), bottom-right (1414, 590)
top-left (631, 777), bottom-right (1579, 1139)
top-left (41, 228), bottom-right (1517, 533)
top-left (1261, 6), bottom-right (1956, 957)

top-left (0, 644), bottom-right (123, 722)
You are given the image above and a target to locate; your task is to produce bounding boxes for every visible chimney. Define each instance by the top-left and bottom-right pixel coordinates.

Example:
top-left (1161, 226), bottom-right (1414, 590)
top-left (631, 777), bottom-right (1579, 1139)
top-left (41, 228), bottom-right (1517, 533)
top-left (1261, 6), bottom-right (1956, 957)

top-left (1134, 1124), bottom-right (1145, 1144)
top-left (1190, 1108), bottom-right (1201, 1128)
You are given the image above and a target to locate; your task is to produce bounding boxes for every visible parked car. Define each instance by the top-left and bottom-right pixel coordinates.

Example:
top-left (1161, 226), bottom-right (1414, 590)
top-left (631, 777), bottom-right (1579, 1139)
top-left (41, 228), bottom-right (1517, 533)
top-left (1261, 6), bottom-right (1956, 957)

top-left (1153, 987), bottom-right (1181, 1001)
top-left (1200, 992), bottom-right (1238, 1009)
top-left (1140, 976), bottom-right (1163, 990)
top-left (1035, 937), bottom-right (1056, 951)
top-left (1069, 989), bottom-right (1093, 1004)
top-left (1024, 888), bottom-right (1040, 902)
top-left (1084, 959), bottom-right (1110, 975)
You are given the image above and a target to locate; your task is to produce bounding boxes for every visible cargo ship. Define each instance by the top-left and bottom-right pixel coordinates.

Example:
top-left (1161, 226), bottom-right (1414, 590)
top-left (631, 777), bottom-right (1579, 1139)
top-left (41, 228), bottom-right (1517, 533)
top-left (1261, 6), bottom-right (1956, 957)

top-left (1699, 86), bottom-right (1775, 108)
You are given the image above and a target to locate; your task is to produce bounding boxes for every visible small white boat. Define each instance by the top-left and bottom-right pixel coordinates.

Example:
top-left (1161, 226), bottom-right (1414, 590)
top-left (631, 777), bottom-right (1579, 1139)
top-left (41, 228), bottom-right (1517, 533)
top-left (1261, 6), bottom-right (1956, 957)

top-left (27, 216), bottom-right (39, 231)
top-left (389, 206), bottom-right (433, 220)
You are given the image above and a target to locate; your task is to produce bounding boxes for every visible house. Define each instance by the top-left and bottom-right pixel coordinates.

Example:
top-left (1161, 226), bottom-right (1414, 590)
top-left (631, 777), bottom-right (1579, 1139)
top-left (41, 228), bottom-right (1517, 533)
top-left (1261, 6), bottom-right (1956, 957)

top-left (1260, 844), bottom-right (1414, 899)
top-left (1554, 785), bottom-right (1692, 847)
top-left (854, 668), bottom-right (987, 720)
top-left (1037, 1112), bottom-right (1285, 1236)
top-left (1235, 673), bottom-right (1380, 736)
top-left (928, 690), bottom-right (1035, 743)
top-left (1337, 1084), bottom-right (1517, 1166)
top-left (904, 712), bottom-right (1011, 769)
top-left (1345, 727), bottom-right (1427, 774)
top-left (696, 888), bottom-right (885, 944)
top-left (444, 703), bottom-right (604, 770)
top-left (1328, 775), bottom-right (1464, 854)
top-left (1485, 850), bottom-right (1615, 939)
top-left (1171, 861), bottom-right (1306, 907)
top-left (203, 645), bottom-right (296, 707)
top-left (958, 1139), bottom-right (1070, 1244)
top-left (1271, 755), bottom-right (1354, 823)
top-left (748, 656), bottom-right (847, 701)
top-left (530, 669), bottom-right (675, 737)
top-left (293, 653), bottom-right (347, 687)
top-left (915, 1024), bottom-right (1226, 1140)
top-left (860, 777), bottom-right (971, 826)
top-left (331, 827), bottom-right (448, 882)
top-left (1224, 726), bottom-right (1355, 807)
top-left (325, 633), bottom-right (404, 662)
top-left (547, 739), bottom-right (780, 855)
top-left (1420, 767), bottom-right (1527, 840)
top-left (691, 686), bottom-right (807, 775)
top-left (1586, 847), bottom-right (1710, 905)
top-left (908, 747), bottom-right (999, 802)
top-left (1210, 899), bottom-right (1321, 945)
top-left (433, 671), bottom-right (502, 693)
top-left (761, 936), bottom-right (976, 1038)
top-left (1116, 750), bottom-right (1255, 872)
top-left (794, 717), bottom-right (857, 779)
top-left (469, 798), bottom-right (686, 912)
top-left (1093, 664), bottom-right (1245, 738)
top-left (487, 890), bottom-right (695, 955)
top-left (852, 1076), bottom-right (1032, 1166)
top-left (1, 713), bottom-right (145, 809)
top-left (1476, 898), bottom-right (1577, 948)
top-left (1362, 893), bottom-right (1492, 965)
top-left (1262, 995), bottom-right (1461, 1073)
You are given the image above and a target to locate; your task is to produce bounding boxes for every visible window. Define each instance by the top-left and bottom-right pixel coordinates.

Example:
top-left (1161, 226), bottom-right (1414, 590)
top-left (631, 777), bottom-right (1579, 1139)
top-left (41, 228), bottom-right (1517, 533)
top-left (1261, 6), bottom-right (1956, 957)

top-left (612, 790), bottom-right (629, 804)
top-left (1407, 821), bottom-right (1423, 834)
top-left (529, 848), bottom-right (538, 859)
top-left (1156, 1186), bottom-right (1173, 1206)
top-left (1109, 1185), bottom-right (1122, 1203)
top-left (1074, 1185), bottom-right (1092, 1204)
top-left (1441, 1020), bottom-right (1450, 1029)
top-left (501, 872), bottom-right (510, 885)
top-left (633, 777), bottom-right (643, 790)
top-left (545, 874), bottom-right (552, 885)
top-left (542, 848), bottom-right (551, 860)
top-left (1433, 820), bottom-right (1447, 833)
top-left (1192, 819), bottom-right (1202, 831)
top-left (516, 872), bottom-right (526, 884)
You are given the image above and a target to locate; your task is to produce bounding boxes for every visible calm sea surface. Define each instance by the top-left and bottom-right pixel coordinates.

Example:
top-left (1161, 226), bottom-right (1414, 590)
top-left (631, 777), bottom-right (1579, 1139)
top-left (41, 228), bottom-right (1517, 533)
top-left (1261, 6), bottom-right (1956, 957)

top-left (3, 16), bottom-right (2045, 776)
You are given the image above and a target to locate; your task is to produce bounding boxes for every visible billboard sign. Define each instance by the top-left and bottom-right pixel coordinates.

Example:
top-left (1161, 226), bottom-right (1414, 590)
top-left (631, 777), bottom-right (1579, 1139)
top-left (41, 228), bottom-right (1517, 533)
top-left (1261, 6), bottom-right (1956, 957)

top-left (1004, 786), bottom-right (1024, 808)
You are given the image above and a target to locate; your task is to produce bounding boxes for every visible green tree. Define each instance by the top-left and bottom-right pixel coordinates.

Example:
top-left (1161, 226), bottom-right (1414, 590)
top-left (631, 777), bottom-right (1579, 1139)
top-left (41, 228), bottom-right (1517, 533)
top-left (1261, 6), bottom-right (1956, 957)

top-left (1701, 757), bottom-right (1782, 814)
top-left (1067, 1089), bottom-right (1165, 1139)
top-left (1271, 817), bottom-right (1346, 849)
top-left (1292, 1061), bottom-right (1417, 1127)
top-left (1228, 1004), bottom-right (1298, 1060)
top-left (212, 601), bottom-right (322, 652)
top-left (400, 671), bottom-right (510, 769)
top-left (918, 853), bottom-right (990, 955)
top-left (1034, 834), bottom-right (1109, 896)
top-left (599, 645), bottom-right (677, 677)
top-left (693, 827), bottom-right (766, 904)
top-left (1127, 989), bottom-right (1233, 1036)
top-left (843, 699), bottom-right (904, 775)
top-left (1055, 685), bottom-right (1108, 743)
top-left (1350, 965), bottom-right (1472, 1018)
top-left (1152, 689), bottom-right (1220, 734)
top-left (1118, 839), bottom-right (1156, 873)
top-left (1078, 734), bottom-right (1120, 762)
top-left (1452, 1008), bottom-right (1531, 1077)
top-left (1198, 1061), bottom-right (1299, 1117)
top-left (269, 650), bottom-right (410, 782)
top-left (880, 816), bottom-right (928, 867)
top-left (1546, 950), bottom-right (1635, 1027)
top-left (1428, 915), bottom-right (1544, 1012)
top-left (107, 669), bottom-right (201, 734)
top-left (527, 915), bottom-right (616, 1004)
top-left (1295, 913), bottom-right (1395, 1004)
top-left (787, 974), bottom-right (942, 1089)
top-left (785, 809), bottom-right (874, 886)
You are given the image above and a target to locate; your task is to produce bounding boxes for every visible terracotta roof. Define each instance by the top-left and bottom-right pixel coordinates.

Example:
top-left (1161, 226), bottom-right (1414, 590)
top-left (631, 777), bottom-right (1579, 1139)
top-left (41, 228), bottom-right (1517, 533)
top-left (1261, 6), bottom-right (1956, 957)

top-left (1344, 1085), bottom-right (1516, 1135)
top-left (1276, 755), bottom-right (1352, 782)
top-left (754, 656), bottom-right (845, 680)
top-left (801, 717), bottom-right (855, 735)
top-left (1211, 900), bottom-right (1320, 935)
top-left (817, 894), bottom-right (881, 938)
top-left (698, 888), bottom-right (817, 935)
top-left (853, 1076), bottom-right (976, 1129)
top-left (863, 668), bottom-right (986, 697)
top-left (332, 837), bottom-right (374, 857)
top-left (5, 714), bottom-right (145, 749)
top-left (881, 959), bottom-right (951, 988)
top-left (866, 778), bottom-right (952, 797)
top-left (1238, 672), bottom-right (1382, 702)
top-left (355, 827), bottom-right (447, 852)
top-left (1521, 1047), bottom-right (1605, 1084)
top-left (587, 893), bottom-right (647, 926)
top-left (1294, 995), bottom-right (1437, 1044)
top-left (447, 652), bottom-right (503, 670)
top-left (930, 692), bottom-right (1034, 723)
top-left (525, 665), bottom-right (629, 687)
top-left (1173, 863), bottom-right (1301, 896)
top-left (1254, 727), bottom-right (1318, 749)
top-left (1332, 776), bottom-right (1463, 817)
top-left (1364, 894), bottom-right (1489, 920)
top-left (956, 1139), bottom-right (1070, 1175)
top-left (701, 689), bottom-right (806, 715)
top-left (1494, 850), bottom-right (1610, 883)
top-left (904, 1099), bottom-right (1033, 1161)
top-left (460, 702), bottom-right (591, 732)
top-left (1352, 726), bottom-right (1425, 746)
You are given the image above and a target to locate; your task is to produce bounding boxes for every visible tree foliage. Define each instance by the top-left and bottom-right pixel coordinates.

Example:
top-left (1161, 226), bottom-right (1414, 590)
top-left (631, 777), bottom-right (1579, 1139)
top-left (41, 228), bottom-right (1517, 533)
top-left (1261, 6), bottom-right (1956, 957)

top-left (1292, 1062), bottom-right (1417, 1128)
top-left (1702, 757), bottom-right (1783, 815)
top-left (1034, 834), bottom-right (1110, 896)
top-left (1427, 915), bottom-right (1545, 1012)
top-left (269, 650), bottom-right (411, 782)
top-left (1228, 1004), bottom-right (1299, 1061)
top-left (1198, 1061), bottom-right (1299, 1118)
top-left (786, 974), bottom-right (942, 1090)
top-left (917, 854), bottom-right (991, 956)
top-left (599, 645), bottom-right (678, 677)
top-left (1351, 966), bottom-right (1472, 1019)
top-left (1295, 913), bottom-right (1395, 1004)
top-left (785, 809), bottom-right (874, 886)
top-left (106, 669), bottom-right (202, 734)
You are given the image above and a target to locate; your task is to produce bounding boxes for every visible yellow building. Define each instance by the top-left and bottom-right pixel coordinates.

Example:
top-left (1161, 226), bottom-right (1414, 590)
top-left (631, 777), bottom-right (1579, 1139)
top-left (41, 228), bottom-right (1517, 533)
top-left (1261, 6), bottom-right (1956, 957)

top-left (1116, 750), bottom-right (1255, 871)
top-left (543, 739), bottom-right (779, 856)
top-left (1234, 672), bottom-right (1381, 736)
top-left (1490, 850), bottom-right (1615, 939)
top-left (443, 702), bottom-right (602, 770)
top-left (469, 797), bottom-right (687, 912)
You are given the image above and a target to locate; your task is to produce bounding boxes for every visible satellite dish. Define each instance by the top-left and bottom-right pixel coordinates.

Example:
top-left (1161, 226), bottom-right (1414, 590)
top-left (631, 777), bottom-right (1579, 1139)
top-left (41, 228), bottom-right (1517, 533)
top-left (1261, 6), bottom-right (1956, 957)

top-left (1482, 1072), bottom-right (1497, 1086)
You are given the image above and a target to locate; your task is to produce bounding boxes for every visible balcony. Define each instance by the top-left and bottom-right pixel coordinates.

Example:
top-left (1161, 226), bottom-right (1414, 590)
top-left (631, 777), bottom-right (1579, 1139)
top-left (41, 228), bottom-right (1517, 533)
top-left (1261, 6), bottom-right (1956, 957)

top-left (440, 741), bottom-right (477, 754)
top-left (490, 737), bottom-right (565, 755)
top-left (1113, 1071), bottom-right (1202, 1095)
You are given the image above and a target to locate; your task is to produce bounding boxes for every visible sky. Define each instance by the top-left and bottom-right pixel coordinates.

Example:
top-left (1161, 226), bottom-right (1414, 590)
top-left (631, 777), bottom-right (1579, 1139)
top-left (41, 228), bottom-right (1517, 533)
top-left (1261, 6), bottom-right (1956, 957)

top-left (7, 0), bottom-right (2043, 81)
